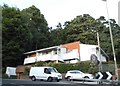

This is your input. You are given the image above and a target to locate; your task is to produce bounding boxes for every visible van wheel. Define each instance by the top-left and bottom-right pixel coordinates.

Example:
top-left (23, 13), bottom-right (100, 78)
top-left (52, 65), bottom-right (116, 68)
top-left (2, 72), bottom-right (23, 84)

top-left (47, 77), bottom-right (53, 82)
top-left (31, 76), bottom-right (36, 81)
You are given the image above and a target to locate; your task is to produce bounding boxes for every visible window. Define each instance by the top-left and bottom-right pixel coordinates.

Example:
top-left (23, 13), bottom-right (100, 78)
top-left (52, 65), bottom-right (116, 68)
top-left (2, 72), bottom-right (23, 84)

top-left (44, 68), bottom-right (51, 74)
top-left (48, 68), bottom-right (58, 73)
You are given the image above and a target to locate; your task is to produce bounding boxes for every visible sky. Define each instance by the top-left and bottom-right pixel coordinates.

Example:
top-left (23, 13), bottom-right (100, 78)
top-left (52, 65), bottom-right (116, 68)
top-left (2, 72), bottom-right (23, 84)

top-left (1, 0), bottom-right (120, 28)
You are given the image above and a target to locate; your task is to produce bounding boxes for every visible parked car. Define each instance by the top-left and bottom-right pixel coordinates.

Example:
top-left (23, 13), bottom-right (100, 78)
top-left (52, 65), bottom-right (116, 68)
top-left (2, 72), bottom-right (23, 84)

top-left (65, 70), bottom-right (94, 81)
top-left (29, 67), bottom-right (62, 82)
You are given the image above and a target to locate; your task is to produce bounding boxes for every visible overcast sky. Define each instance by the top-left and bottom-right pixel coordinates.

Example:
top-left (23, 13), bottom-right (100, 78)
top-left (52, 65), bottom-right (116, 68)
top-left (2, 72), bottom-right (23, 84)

top-left (1, 0), bottom-right (120, 28)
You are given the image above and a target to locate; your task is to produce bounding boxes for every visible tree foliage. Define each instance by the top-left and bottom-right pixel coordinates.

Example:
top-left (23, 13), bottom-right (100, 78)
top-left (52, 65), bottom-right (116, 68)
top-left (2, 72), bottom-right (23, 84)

top-left (2, 5), bottom-right (50, 67)
top-left (2, 4), bottom-right (23, 67)
top-left (21, 5), bottom-right (50, 51)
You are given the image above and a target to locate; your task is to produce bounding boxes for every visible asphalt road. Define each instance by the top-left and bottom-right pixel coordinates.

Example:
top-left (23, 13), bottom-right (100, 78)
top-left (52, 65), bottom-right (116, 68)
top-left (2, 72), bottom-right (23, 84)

top-left (1, 79), bottom-right (119, 86)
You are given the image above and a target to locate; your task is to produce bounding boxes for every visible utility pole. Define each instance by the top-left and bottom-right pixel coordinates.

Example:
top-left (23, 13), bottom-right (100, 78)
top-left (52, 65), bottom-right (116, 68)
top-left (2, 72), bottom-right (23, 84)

top-left (102, 0), bottom-right (118, 80)
top-left (97, 32), bottom-right (102, 71)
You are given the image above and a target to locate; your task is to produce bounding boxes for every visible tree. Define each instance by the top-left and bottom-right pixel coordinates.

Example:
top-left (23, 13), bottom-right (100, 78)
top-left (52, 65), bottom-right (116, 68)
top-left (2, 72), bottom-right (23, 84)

top-left (2, 5), bottom-right (50, 67)
top-left (99, 18), bottom-right (120, 61)
top-left (2, 4), bottom-right (24, 67)
top-left (50, 22), bottom-right (67, 46)
top-left (21, 5), bottom-right (50, 51)
top-left (63, 14), bottom-right (97, 44)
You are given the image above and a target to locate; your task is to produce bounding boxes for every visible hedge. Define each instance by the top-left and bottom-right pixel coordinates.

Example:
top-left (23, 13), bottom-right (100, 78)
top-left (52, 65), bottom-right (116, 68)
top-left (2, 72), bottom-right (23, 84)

top-left (33, 61), bottom-right (98, 74)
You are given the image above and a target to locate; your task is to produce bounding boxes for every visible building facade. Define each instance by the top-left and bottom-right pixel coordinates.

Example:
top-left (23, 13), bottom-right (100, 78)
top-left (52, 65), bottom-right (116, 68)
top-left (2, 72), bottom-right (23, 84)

top-left (23, 42), bottom-right (107, 65)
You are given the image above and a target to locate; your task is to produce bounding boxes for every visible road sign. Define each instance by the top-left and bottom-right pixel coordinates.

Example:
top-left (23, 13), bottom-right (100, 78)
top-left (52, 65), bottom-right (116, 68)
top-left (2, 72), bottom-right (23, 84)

top-left (95, 72), bottom-right (113, 80)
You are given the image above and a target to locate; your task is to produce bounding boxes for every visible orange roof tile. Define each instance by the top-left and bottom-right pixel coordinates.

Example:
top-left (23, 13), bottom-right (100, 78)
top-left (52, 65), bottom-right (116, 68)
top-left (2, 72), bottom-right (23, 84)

top-left (62, 41), bottom-right (80, 53)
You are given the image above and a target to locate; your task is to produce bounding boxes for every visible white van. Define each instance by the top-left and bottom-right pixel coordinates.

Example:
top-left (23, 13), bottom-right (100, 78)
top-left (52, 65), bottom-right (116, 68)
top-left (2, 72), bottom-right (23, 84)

top-left (29, 67), bottom-right (62, 82)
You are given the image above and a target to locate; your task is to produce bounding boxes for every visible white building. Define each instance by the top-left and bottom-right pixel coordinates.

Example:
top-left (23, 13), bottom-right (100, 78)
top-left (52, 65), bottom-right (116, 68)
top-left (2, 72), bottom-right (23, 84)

top-left (23, 42), bottom-right (107, 65)
top-left (24, 46), bottom-right (64, 64)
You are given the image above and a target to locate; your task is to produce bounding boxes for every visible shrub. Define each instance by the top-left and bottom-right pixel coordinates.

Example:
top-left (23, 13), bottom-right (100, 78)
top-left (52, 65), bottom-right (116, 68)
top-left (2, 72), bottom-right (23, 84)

top-left (34, 61), bottom-right (45, 66)
top-left (46, 61), bottom-right (93, 73)
top-left (31, 61), bottom-right (99, 74)
top-left (2, 67), bottom-right (6, 74)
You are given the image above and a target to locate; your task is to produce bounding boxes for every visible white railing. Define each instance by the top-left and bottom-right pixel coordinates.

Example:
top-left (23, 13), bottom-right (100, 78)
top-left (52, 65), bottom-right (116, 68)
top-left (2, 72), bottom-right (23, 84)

top-left (24, 54), bottom-right (63, 64)
top-left (24, 57), bottom-right (36, 65)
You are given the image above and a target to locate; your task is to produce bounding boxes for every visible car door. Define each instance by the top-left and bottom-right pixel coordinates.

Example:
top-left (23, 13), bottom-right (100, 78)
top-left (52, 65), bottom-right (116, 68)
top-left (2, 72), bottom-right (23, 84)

top-left (43, 68), bottom-right (51, 80)
top-left (74, 71), bottom-right (83, 79)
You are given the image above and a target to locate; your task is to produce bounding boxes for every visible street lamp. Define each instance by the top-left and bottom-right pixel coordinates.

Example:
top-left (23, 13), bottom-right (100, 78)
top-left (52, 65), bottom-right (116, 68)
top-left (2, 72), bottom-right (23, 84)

top-left (96, 32), bottom-right (102, 72)
top-left (102, 0), bottom-right (119, 80)
top-left (91, 29), bottom-right (102, 71)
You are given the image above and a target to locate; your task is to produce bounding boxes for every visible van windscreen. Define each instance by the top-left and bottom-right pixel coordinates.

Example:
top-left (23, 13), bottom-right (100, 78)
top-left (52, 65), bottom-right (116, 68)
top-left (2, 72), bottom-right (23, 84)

top-left (48, 68), bottom-right (58, 73)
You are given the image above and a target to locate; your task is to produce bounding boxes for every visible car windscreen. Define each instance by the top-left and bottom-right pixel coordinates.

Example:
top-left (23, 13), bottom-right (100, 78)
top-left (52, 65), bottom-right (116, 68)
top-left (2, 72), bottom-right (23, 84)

top-left (48, 68), bottom-right (58, 73)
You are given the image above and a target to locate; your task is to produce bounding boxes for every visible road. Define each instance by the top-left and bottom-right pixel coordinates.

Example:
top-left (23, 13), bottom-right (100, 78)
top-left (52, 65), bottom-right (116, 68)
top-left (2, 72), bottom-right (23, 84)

top-left (1, 79), bottom-right (118, 86)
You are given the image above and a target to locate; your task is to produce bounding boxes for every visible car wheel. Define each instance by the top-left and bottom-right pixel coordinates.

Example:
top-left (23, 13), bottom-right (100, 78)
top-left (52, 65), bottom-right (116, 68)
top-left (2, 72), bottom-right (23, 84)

top-left (84, 76), bottom-right (89, 79)
top-left (31, 76), bottom-right (36, 81)
top-left (47, 77), bottom-right (53, 82)
top-left (57, 79), bottom-right (59, 82)
top-left (67, 76), bottom-right (71, 81)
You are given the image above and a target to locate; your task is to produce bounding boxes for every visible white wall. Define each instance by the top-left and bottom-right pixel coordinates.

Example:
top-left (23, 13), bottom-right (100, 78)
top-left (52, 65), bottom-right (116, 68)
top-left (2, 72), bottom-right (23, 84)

top-left (80, 44), bottom-right (106, 62)
top-left (6, 67), bottom-right (16, 77)
top-left (62, 49), bottom-right (79, 60)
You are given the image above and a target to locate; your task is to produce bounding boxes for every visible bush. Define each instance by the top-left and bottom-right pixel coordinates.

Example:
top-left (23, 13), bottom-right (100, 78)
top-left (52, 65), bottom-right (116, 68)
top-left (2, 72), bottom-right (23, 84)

top-left (23, 66), bottom-right (31, 76)
top-left (54, 63), bottom-right (74, 73)
top-left (74, 61), bottom-right (91, 73)
top-left (31, 61), bottom-right (99, 74)
top-left (46, 61), bottom-right (93, 73)
top-left (88, 63), bottom-right (98, 74)
top-left (2, 74), bottom-right (17, 79)
top-left (2, 67), bottom-right (6, 74)
top-left (34, 61), bottom-right (45, 66)
top-left (2, 74), bottom-right (9, 79)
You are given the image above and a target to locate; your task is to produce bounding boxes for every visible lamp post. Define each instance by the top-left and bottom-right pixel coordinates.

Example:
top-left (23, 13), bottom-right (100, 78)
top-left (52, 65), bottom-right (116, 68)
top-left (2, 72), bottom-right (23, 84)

top-left (102, 0), bottom-right (118, 80)
top-left (97, 32), bottom-right (102, 72)
top-left (91, 29), bottom-right (102, 71)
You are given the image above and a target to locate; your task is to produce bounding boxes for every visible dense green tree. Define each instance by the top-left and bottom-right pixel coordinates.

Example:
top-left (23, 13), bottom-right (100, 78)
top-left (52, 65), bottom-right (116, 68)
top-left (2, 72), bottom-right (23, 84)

top-left (2, 5), bottom-right (50, 67)
top-left (100, 18), bottom-right (120, 61)
top-left (63, 14), bottom-right (98, 44)
top-left (2, 4), bottom-right (24, 67)
top-left (50, 22), bottom-right (67, 46)
top-left (21, 5), bottom-right (50, 51)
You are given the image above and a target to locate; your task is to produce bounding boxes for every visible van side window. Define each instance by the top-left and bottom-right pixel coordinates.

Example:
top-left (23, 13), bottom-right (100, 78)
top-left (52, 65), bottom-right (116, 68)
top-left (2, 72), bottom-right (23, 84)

top-left (44, 68), bottom-right (51, 74)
